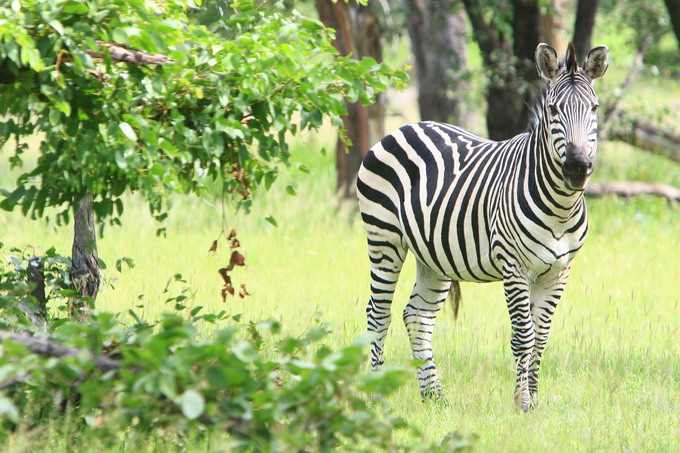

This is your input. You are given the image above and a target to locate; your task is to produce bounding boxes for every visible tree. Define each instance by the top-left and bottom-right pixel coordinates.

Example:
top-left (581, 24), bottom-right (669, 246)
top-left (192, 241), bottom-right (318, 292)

top-left (315, 0), bottom-right (386, 199)
top-left (663, 0), bottom-right (680, 46)
top-left (0, 0), bottom-right (406, 307)
top-left (462, 0), bottom-right (541, 140)
top-left (402, 0), bottom-right (472, 128)
top-left (573, 0), bottom-right (601, 63)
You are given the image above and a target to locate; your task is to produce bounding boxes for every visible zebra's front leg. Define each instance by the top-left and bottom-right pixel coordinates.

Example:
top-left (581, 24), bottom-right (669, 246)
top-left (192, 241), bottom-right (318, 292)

top-left (528, 269), bottom-right (569, 407)
top-left (504, 276), bottom-right (535, 412)
top-left (403, 262), bottom-right (451, 400)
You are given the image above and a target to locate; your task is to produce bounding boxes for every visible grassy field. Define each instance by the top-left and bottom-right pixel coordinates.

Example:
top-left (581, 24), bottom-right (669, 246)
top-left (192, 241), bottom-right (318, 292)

top-left (1, 128), bottom-right (679, 451)
top-left (2, 17), bottom-right (680, 451)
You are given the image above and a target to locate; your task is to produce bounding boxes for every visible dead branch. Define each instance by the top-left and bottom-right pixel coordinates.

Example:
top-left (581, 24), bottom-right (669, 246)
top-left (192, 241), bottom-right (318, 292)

top-left (0, 330), bottom-right (120, 372)
top-left (586, 181), bottom-right (680, 202)
top-left (0, 41), bottom-right (174, 85)
top-left (86, 41), bottom-right (175, 66)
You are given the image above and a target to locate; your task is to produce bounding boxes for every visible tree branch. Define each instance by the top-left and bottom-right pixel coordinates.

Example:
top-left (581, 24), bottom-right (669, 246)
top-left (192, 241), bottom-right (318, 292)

top-left (87, 41), bottom-right (175, 65)
top-left (0, 330), bottom-right (120, 372)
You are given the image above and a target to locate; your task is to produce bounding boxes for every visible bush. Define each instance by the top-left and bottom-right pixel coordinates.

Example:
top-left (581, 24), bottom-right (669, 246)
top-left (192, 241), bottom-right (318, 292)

top-left (0, 246), bottom-right (475, 451)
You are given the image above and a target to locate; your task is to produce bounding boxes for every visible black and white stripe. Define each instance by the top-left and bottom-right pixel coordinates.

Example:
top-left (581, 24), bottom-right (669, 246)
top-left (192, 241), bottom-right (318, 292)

top-left (357, 43), bottom-right (609, 410)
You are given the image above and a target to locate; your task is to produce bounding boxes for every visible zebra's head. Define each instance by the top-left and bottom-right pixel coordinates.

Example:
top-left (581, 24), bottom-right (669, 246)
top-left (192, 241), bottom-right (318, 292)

top-left (535, 42), bottom-right (609, 191)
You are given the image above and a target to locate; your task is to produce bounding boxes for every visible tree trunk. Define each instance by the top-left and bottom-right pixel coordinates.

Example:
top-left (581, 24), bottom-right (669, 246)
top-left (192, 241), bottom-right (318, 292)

top-left (664, 0), bottom-right (680, 46)
top-left (27, 256), bottom-right (46, 320)
top-left (463, 0), bottom-right (541, 140)
top-left (540, 0), bottom-right (568, 55)
top-left (509, 0), bottom-right (542, 135)
top-left (573, 0), bottom-right (601, 63)
top-left (71, 192), bottom-right (100, 315)
top-left (316, 0), bottom-right (384, 200)
top-left (403, 0), bottom-right (471, 128)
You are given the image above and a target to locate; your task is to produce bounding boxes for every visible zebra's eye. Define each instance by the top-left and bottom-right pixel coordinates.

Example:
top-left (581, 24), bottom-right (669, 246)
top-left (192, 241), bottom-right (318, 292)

top-left (549, 104), bottom-right (559, 116)
top-left (591, 104), bottom-right (599, 113)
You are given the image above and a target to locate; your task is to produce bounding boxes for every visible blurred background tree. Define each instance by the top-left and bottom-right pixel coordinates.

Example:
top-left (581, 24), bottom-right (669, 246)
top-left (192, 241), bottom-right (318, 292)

top-left (322, 0), bottom-right (680, 200)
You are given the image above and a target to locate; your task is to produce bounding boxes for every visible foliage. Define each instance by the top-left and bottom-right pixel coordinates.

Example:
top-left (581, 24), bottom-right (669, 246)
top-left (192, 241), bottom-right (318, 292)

top-left (601, 0), bottom-right (671, 47)
top-left (0, 0), bottom-right (407, 226)
top-left (0, 249), bottom-right (474, 451)
top-left (0, 244), bottom-right (74, 329)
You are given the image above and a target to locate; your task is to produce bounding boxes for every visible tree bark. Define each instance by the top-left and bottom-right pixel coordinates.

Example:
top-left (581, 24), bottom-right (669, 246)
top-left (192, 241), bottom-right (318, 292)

top-left (664, 0), bottom-right (680, 47)
top-left (403, 0), bottom-right (472, 128)
top-left (573, 0), bottom-right (601, 63)
top-left (71, 192), bottom-right (100, 314)
top-left (316, 0), bottom-right (384, 200)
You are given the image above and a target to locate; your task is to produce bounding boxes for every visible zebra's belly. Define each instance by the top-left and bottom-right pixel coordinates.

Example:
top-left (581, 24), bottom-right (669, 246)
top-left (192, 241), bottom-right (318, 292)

top-left (403, 231), bottom-right (504, 283)
top-left (493, 232), bottom-right (585, 282)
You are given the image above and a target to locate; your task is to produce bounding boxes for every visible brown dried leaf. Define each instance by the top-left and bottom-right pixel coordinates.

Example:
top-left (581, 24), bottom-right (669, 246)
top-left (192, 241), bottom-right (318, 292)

top-left (226, 250), bottom-right (245, 272)
top-left (218, 268), bottom-right (231, 285)
top-left (238, 284), bottom-right (250, 299)
top-left (209, 240), bottom-right (218, 252)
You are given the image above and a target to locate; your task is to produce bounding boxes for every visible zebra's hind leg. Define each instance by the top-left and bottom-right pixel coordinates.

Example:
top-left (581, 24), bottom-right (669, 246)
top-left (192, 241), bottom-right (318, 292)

top-left (528, 268), bottom-right (570, 408)
top-left (504, 275), bottom-right (536, 412)
top-left (403, 261), bottom-right (451, 400)
top-left (366, 236), bottom-right (407, 372)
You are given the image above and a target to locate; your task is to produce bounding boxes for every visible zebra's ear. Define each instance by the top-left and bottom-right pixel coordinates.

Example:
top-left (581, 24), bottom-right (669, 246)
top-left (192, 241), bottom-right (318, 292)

top-left (583, 45), bottom-right (609, 80)
top-left (535, 43), bottom-right (560, 81)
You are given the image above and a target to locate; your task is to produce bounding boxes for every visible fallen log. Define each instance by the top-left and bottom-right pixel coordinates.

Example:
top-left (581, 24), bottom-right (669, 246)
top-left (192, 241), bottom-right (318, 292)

top-left (585, 181), bottom-right (680, 202)
top-left (606, 117), bottom-right (680, 164)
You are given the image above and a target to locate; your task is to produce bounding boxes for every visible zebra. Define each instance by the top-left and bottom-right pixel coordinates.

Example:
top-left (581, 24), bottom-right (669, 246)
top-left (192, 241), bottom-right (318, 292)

top-left (357, 43), bottom-right (609, 412)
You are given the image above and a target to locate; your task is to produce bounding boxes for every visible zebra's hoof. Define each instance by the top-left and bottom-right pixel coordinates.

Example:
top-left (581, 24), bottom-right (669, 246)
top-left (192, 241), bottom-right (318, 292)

top-left (514, 393), bottom-right (532, 412)
top-left (420, 388), bottom-right (448, 405)
top-left (530, 394), bottom-right (540, 410)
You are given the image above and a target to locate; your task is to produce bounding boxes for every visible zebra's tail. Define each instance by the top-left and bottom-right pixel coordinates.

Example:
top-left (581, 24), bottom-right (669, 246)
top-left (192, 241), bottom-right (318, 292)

top-left (448, 281), bottom-right (462, 320)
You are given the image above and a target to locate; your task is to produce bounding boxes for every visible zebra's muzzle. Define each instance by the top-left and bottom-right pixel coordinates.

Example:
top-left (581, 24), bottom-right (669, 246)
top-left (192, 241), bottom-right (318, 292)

top-left (562, 144), bottom-right (593, 191)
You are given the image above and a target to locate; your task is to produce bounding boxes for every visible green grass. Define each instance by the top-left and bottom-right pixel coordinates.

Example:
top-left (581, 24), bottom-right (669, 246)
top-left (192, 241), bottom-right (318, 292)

top-left (2, 133), bottom-right (679, 451)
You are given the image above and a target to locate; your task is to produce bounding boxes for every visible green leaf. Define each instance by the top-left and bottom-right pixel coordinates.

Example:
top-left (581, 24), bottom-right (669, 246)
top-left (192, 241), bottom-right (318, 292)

top-left (119, 122), bottom-right (137, 142)
top-left (0, 395), bottom-right (19, 423)
top-left (112, 27), bottom-right (128, 44)
top-left (264, 215), bottom-right (277, 228)
top-left (179, 389), bottom-right (204, 420)
top-left (61, 1), bottom-right (90, 14)
top-left (301, 18), bottom-right (324, 31)
top-left (0, 186), bottom-right (25, 211)
top-left (232, 341), bottom-right (258, 363)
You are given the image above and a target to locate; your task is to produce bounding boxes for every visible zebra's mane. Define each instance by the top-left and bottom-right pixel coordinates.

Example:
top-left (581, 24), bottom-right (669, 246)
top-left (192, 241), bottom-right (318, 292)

top-left (526, 86), bottom-right (548, 134)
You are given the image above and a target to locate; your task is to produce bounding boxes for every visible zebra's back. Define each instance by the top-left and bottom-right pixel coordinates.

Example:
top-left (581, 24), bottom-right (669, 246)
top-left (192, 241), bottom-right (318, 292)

top-left (357, 121), bottom-right (515, 283)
